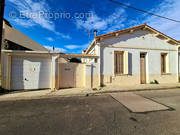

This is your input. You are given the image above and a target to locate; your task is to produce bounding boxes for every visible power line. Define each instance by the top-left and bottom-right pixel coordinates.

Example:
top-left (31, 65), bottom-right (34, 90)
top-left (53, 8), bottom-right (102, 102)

top-left (109, 0), bottom-right (180, 23)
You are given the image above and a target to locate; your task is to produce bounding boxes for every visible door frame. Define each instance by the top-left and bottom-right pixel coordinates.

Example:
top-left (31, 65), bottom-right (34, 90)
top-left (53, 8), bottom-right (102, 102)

top-left (140, 52), bottom-right (147, 84)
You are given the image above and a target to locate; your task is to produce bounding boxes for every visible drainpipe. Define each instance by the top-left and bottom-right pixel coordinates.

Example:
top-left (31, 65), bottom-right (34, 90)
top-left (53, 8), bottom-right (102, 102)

top-left (51, 54), bottom-right (59, 91)
top-left (96, 42), bottom-right (101, 87)
top-left (178, 46), bottom-right (180, 82)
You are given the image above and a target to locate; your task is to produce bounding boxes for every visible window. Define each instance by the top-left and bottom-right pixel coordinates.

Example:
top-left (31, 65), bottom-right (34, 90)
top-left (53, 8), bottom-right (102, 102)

top-left (114, 51), bottom-right (129, 75)
top-left (161, 53), bottom-right (169, 74)
top-left (114, 51), bottom-right (124, 74)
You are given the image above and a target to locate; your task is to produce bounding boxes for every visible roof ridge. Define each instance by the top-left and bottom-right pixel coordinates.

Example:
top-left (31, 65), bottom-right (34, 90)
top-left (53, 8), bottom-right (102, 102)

top-left (95, 23), bottom-right (146, 38)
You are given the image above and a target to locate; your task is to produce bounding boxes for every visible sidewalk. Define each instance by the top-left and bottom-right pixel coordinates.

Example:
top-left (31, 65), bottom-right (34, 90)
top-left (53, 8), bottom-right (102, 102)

top-left (99, 83), bottom-right (180, 93)
top-left (0, 83), bottom-right (180, 101)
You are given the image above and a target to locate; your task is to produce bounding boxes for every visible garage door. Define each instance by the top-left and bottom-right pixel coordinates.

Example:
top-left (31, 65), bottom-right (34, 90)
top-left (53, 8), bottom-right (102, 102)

top-left (11, 56), bottom-right (52, 90)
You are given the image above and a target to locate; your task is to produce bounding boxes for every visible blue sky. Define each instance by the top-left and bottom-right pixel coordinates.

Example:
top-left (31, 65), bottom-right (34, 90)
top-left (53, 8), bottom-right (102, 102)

top-left (4, 0), bottom-right (180, 53)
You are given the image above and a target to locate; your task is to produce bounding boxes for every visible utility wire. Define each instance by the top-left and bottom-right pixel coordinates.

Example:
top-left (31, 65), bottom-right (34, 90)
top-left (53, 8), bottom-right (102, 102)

top-left (109, 0), bottom-right (180, 23)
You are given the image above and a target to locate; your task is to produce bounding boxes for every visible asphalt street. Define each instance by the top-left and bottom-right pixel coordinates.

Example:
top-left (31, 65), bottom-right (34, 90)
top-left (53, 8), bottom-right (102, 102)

top-left (0, 89), bottom-right (180, 135)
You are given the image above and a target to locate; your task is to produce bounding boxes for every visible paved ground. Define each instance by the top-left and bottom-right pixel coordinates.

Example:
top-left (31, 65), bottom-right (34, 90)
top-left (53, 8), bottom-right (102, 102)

top-left (110, 92), bottom-right (169, 113)
top-left (1, 83), bottom-right (180, 101)
top-left (0, 89), bottom-right (180, 135)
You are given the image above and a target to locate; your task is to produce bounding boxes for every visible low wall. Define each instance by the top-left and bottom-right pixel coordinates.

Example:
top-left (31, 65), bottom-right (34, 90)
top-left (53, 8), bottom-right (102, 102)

top-left (148, 74), bottom-right (178, 83)
top-left (101, 75), bottom-right (140, 86)
top-left (101, 73), bottom-right (178, 86)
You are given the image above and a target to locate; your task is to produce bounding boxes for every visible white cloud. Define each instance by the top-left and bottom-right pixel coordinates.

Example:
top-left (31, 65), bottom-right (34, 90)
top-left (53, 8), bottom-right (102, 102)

top-left (44, 46), bottom-right (66, 53)
top-left (75, 8), bottom-right (126, 33)
top-left (143, 0), bottom-right (180, 40)
top-left (55, 32), bottom-right (71, 40)
top-left (8, 0), bottom-right (71, 40)
top-left (66, 45), bottom-right (81, 50)
top-left (13, 18), bottom-right (36, 27)
top-left (65, 43), bottom-right (89, 50)
top-left (46, 37), bottom-right (54, 42)
top-left (75, 0), bottom-right (180, 41)
top-left (8, 0), bottom-right (55, 31)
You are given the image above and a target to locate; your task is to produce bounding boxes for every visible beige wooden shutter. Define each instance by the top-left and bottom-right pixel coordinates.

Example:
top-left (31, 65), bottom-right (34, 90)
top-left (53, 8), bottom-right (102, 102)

top-left (166, 53), bottom-right (170, 73)
top-left (123, 51), bottom-right (129, 74)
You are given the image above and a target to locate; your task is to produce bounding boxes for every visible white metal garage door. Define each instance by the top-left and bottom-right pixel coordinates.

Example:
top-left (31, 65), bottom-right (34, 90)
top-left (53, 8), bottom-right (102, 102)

top-left (11, 56), bottom-right (52, 90)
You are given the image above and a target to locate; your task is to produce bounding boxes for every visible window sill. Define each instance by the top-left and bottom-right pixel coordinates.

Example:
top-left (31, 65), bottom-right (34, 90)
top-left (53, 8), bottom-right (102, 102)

top-left (161, 73), bottom-right (171, 75)
top-left (115, 74), bottom-right (131, 76)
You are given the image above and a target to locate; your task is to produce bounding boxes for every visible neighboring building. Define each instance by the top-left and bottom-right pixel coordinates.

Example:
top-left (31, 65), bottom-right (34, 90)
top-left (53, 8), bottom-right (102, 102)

top-left (1, 51), bottom-right (98, 90)
top-left (2, 19), bottom-right (47, 51)
top-left (84, 24), bottom-right (180, 86)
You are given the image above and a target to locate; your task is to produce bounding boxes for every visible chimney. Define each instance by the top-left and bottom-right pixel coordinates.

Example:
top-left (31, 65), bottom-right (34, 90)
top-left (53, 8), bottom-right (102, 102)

top-left (82, 50), bottom-right (86, 54)
top-left (94, 30), bottom-right (98, 37)
top-left (52, 46), bottom-right (55, 52)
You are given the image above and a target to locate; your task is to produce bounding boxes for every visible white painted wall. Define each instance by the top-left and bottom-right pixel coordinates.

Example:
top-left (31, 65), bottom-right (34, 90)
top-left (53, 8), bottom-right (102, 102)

top-left (86, 63), bottom-right (99, 75)
top-left (102, 30), bottom-right (177, 50)
top-left (83, 44), bottom-right (100, 64)
top-left (100, 47), bottom-right (177, 75)
top-left (99, 30), bottom-right (178, 77)
top-left (178, 52), bottom-right (180, 74)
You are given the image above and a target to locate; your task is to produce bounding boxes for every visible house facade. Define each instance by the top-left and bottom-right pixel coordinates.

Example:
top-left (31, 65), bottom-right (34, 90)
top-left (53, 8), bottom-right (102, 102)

top-left (84, 24), bottom-right (180, 86)
top-left (1, 24), bottom-right (180, 91)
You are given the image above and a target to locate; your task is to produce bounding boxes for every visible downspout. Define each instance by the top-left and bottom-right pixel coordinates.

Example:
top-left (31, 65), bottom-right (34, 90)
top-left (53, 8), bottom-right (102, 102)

top-left (96, 41), bottom-right (102, 87)
top-left (178, 46), bottom-right (180, 82)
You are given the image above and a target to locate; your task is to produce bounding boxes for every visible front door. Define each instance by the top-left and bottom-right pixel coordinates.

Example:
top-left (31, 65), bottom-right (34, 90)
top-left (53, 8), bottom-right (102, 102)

top-left (140, 53), bottom-right (146, 84)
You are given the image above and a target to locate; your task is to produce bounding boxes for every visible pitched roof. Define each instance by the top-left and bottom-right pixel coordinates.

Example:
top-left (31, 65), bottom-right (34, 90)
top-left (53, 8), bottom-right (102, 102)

top-left (96, 24), bottom-right (179, 44)
top-left (3, 19), bottom-right (48, 51)
top-left (96, 23), bottom-right (146, 38)
top-left (85, 24), bottom-right (179, 53)
top-left (3, 19), bottom-right (12, 27)
top-left (59, 53), bottom-right (98, 58)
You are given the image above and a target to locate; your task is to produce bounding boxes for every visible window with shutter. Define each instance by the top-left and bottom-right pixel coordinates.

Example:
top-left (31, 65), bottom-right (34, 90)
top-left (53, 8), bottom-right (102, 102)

top-left (161, 53), bottom-right (169, 74)
top-left (114, 51), bottom-right (124, 74)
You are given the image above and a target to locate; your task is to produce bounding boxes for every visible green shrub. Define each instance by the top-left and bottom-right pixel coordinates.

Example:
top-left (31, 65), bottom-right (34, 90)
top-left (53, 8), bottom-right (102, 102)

top-left (150, 81), bottom-right (154, 84)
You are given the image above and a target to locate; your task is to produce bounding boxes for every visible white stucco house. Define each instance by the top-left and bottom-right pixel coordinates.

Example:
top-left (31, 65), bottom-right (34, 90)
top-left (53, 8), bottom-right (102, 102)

top-left (83, 23), bottom-right (180, 86)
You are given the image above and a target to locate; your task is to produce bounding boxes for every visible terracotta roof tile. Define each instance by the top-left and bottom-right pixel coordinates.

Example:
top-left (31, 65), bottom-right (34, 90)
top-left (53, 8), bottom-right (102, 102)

top-left (95, 24), bottom-right (146, 38)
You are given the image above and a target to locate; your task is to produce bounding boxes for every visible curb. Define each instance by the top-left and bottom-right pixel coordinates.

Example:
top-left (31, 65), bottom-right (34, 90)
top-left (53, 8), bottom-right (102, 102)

top-left (0, 86), bottom-right (179, 102)
top-left (88, 86), bottom-right (180, 95)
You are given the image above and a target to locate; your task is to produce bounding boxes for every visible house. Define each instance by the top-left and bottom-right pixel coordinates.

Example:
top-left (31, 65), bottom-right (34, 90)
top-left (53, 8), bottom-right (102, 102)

top-left (1, 23), bottom-right (180, 91)
top-left (2, 19), bottom-right (47, 51)
top-left (84, 23), bottom-right (180, 86)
